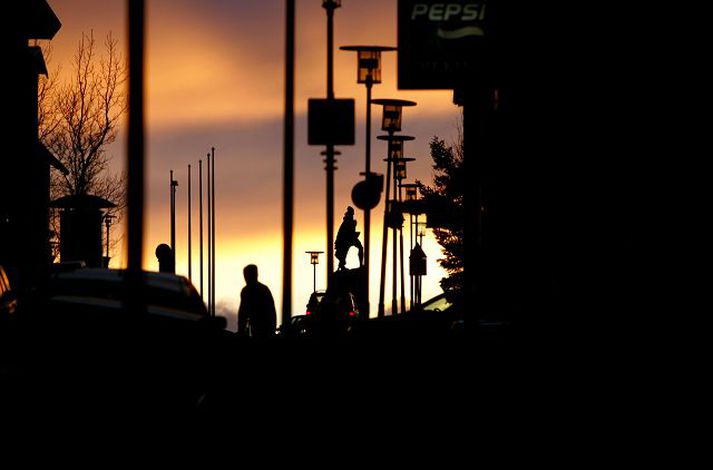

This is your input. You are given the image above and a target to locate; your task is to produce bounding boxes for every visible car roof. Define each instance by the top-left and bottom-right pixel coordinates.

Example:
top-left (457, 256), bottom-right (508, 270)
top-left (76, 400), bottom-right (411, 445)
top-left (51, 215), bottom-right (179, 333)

top-left (53, 268), bottom-right (188, 293)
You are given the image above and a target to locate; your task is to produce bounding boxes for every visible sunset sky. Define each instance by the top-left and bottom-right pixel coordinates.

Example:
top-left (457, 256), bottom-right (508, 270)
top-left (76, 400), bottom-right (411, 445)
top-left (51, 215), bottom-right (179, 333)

top-left (45, 0), bottom-right (462, 329)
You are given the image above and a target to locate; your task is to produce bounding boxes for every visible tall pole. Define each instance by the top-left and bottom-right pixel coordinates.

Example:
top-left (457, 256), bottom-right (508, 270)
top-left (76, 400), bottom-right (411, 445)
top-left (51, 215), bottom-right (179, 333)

top-left (211, 147), bottom-right (216, 316)
top-left (187, 164), bottom-right (192, 281)
top-left (363, 77), bottom-right (373, 318)
top-left (199, 159), bottom-right (203, 298)
top-left (313, 263), bottom-right (317, 293)
top-left (105, 218), bottom-right (111, 259)
top-left (323, 1), bottom-right (338, 281)
top-left (391, 160), bottom-right (398, 316)
top-left (399, 183), bottom-right (406, 314)
top-left (409, 212), bottom-right (414, 311)
top-left (378, 133), bottom-right (393, 317)
top-left (282, 0), bottom-right (295, 326)
top-left (126, 0), bottom-right (145, 310)
top-left (170, 170), bottom-right (176, 255)
top-left (206, 152), bottom-right (212, 314)
top-left (418, 228), bottom-right (423, 305)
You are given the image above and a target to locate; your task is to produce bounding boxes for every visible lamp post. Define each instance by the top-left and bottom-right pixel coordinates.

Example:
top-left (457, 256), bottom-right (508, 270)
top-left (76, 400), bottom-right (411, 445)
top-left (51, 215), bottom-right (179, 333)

top-left (319, 0), bottom-right (342, 282)
top-left (187, 164), bottom-right (192, 281)
top-left (415, 221), bottom-right (427, 305)
top-left (383, 153), bottom-right (414, 316)
top-left (104, 214), bottom-right (115, 266)
top-left (372, 98), bottom-right (416, 316)
top-left (340, 45), bottom-right (396, 319)
top-left (169, 170), bottom-right (179, 268)
top-left (306, 250), bottom-right (324, 293)
top-left (393, 156), bottom-right (414, 314)
top-left (211, 147), bottom-right (216, 317)
top-left (401, 183), bottom-right (419, 310)
top-left (199, 159), bottom-right (203, 298)
top-left (374, 135), bottom-right (412, 317)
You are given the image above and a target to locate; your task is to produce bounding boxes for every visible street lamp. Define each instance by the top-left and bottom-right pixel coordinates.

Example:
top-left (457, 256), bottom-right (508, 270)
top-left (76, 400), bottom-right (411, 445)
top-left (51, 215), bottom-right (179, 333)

top-left (393, 156), bottom-right (415, 181)
top-left (372, 98), bottom-right (416, 132)
top-left (402, 183), bottom-right (419, 203)
top-left (400, 182), bottom-right (423, 310)
top-left (306, 250), bottom-right (324, 293)
top-left (412, 222), bottom-right (428, 307)
top-left (339, 45), bottom-right (396, 319)
top-left (104, 214), bottom-right (115, 267)
top-left (375, 133), bottom-right (415, 317)
top-left (372, 98), bottom-right (417, 315)
top-left (340, 45), bottom-right (395, 87)
top-left (385, 154), bottom-right (415, 316)
top-left (416, 222), bottom-right (427, 244)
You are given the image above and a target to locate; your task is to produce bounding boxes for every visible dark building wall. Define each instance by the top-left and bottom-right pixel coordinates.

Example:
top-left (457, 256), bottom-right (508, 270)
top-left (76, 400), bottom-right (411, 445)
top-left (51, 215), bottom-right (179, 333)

top-left (1, 40), bottom-right (53, 289)
top-left (59, 209), bottom-right (104, 268)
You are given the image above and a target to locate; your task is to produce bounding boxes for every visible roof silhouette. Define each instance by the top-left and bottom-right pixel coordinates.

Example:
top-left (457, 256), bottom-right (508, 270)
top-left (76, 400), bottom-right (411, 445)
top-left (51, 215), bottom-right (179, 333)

top-left (50, 194), bottom-right (116, 209)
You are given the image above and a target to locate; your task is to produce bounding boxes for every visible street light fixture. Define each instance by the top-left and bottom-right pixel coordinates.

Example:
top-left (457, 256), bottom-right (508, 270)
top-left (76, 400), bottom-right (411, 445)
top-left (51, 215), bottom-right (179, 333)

top-left (372, 98), bottom-right (416, 132)
top-left (402, 183), bottom-right (419, 202)
top-left (104, 214), bottom-right (115, 267)
top-left (306, 250), bottom-right (324, 293)
top-left (339, 45), bottom-right (396, 320)
top-left (393, 156), bottom-right (415, 181)
top-left (340, 45), bottom-right (395, 86)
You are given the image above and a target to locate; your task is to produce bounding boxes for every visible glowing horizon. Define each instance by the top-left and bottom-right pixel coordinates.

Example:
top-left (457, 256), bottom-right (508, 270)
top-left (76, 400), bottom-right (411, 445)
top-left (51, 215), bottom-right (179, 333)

top-left (46, 0), bottom-right (462, 326)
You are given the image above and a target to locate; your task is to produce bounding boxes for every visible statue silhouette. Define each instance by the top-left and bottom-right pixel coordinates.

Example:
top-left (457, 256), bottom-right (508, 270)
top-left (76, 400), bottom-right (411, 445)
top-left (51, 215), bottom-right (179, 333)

top-left (334, 206), bottom-right (363, 271)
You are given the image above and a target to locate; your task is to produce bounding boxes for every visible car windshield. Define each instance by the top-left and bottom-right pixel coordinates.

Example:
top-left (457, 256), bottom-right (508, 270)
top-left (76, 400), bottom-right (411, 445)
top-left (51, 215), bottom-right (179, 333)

top-left (422, 295), bottom-right (452, 312)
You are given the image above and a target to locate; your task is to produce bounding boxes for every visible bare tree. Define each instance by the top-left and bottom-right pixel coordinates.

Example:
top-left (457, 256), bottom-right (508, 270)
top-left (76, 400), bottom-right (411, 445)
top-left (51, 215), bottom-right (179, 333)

top-left (39, 31), bottom-right (127, 261)
top-left (37, 41), bottom-right (62, 144)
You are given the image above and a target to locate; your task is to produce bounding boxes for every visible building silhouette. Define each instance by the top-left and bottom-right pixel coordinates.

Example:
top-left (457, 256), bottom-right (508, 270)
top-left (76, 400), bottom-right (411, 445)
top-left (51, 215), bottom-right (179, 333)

top-left (50, 195), bottom-right (116, 268)
top-left (1, 0), bottom-right (67, 289)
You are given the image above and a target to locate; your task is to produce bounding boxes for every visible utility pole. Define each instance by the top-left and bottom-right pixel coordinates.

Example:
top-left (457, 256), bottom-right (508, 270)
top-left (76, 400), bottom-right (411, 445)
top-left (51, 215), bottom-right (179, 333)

top-left (211, 147), bottom-right (216, 316)
top-left (207, 153), bottom-right (212, 314)
top-left (170, 170), bottom-right (178, 268)
top-left (322, 0), bottom-right (340, 280)
top-left (199, 159), bottom-right (203, 298)
top-left (187, 164), bottom-right (192, 281)
top-left (282, 0), bottom-right (295, 325)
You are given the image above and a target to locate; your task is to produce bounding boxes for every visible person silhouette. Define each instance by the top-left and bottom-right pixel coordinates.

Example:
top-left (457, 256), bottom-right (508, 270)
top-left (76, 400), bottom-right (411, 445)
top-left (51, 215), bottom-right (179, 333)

top-left (237, 264), bottom-right (277, 338)
top-left (334, 206), bottom-right (363, 271)
top-left (155, 243), bottom-right (175, 274)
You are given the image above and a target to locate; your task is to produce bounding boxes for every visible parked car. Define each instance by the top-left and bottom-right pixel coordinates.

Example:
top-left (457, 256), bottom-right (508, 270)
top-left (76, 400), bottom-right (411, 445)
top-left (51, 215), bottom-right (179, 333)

top-left (305, 290), bottom-right (326, 317)
top-left (414, 292), bottom-right (510, 337)
top-left (43, 267), bottom-right (224, 328)
top-left (280, 289), bottom-right (360, 339)
top-left (19, 267), bottom-right (228, 418)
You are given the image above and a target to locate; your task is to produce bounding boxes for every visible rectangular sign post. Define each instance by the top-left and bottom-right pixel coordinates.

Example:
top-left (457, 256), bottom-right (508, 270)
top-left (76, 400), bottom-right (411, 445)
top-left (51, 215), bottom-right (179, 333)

top-left (308, 98), bottom-right (355, 146)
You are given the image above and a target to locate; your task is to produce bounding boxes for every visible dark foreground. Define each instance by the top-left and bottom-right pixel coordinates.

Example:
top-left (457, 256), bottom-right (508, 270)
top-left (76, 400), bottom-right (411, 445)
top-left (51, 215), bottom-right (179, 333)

top-left (1, 304), bottom-right (623, 458)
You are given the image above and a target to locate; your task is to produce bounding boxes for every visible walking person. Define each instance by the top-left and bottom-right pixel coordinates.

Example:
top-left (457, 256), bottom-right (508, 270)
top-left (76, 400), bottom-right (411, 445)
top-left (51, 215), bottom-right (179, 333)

top-left (237, 264), bottom-right (277, 338)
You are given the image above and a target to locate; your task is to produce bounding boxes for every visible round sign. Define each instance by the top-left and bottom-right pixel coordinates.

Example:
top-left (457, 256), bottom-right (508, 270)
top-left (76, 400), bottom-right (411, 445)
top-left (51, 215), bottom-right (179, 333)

top-left (352, 175), bottom-right (383, 210)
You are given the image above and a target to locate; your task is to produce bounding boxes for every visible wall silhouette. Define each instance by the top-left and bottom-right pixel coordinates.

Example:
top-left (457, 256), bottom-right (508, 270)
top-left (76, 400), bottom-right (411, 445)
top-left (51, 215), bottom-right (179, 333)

top-left (1, 0), bottom-right (65, 290)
